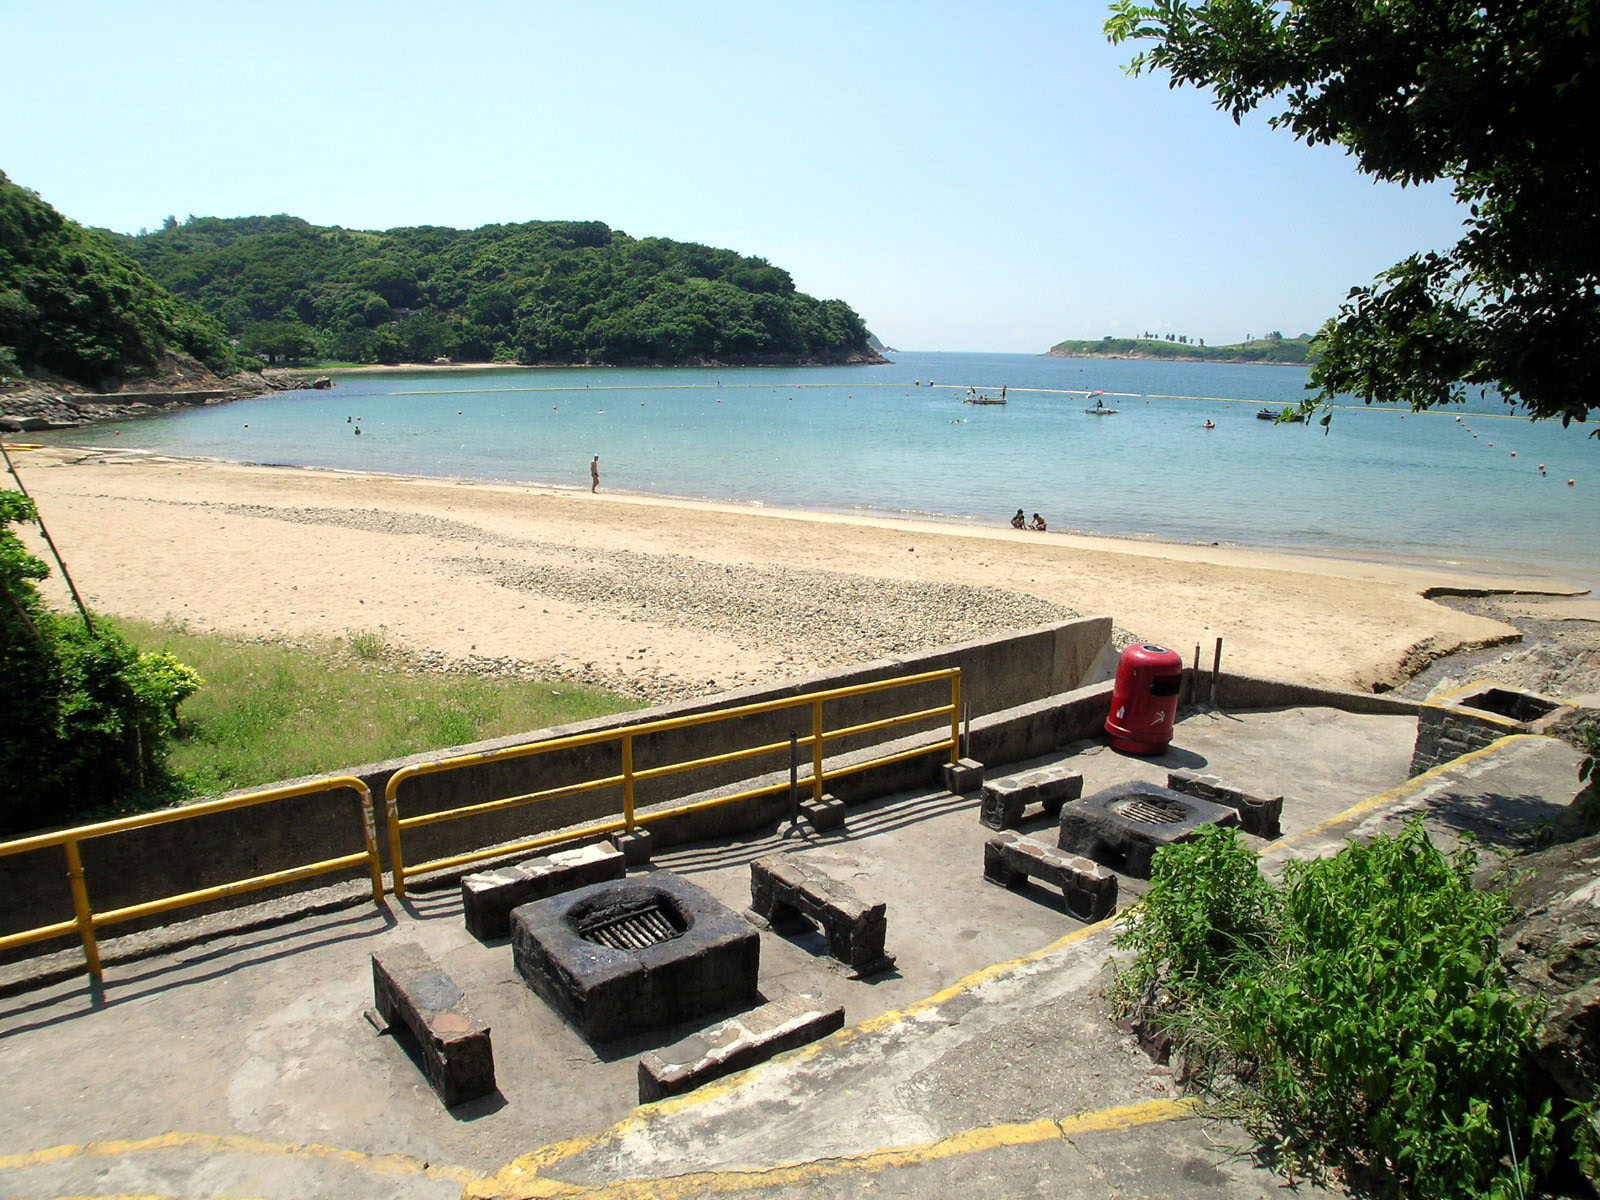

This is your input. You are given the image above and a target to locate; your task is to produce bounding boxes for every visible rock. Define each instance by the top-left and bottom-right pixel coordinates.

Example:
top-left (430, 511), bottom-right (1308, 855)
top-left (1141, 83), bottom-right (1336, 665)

top-left (1494, 822), bottom-right (1600, 1102)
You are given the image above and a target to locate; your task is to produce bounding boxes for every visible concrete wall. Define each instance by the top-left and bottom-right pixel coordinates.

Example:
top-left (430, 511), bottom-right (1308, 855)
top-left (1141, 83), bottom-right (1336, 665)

top-left (1203, 672), bottom-right (1423, 717)
top-left (1408, 682), bottom-right (1574, 777)
top-left (2, 617), bottom-right (1115, 957)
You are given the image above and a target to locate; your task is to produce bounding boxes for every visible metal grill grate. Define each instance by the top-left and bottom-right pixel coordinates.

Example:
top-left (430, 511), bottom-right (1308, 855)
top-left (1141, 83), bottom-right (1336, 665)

top-left (1115, 798), bottom-right (1184, 825)
top-left (577, 902), bottom-right (685, 949)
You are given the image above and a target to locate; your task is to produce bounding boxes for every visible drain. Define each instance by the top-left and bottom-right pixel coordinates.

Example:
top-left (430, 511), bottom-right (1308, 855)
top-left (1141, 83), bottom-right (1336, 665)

top-left (576, 901), bottom-right (685, 949)
top-left (1114, 798), bottom-right (1184, 825)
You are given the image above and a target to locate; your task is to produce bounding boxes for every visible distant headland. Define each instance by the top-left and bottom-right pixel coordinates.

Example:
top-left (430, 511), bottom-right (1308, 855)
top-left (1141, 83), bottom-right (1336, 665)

top-left (0, 169), bottom-right (884, 410)
top-left (1046, 334), bottom-right (1317, 365)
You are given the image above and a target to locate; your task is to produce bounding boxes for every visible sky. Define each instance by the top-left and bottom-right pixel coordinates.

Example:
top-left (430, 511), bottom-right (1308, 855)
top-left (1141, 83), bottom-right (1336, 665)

top-left (1, 1), bottom-right (1469, 353)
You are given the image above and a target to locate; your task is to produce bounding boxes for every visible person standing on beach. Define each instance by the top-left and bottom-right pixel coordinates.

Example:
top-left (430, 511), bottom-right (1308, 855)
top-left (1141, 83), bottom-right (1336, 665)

top-left (590, 455), bottom-right (600, 493)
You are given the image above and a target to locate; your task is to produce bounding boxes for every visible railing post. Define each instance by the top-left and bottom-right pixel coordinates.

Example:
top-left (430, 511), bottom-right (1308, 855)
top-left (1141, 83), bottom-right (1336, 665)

top-left (789, 732), bottom-right (800, 824)
top-left (811, 698), bottom-right (825, 802)
top-left (63, 840), bottom-right (102, 980)
top-left (385, 779), bottom-right (408, 899)
top-left (622, 733), bottom-right (636, 830)
top-left (356, 786), bottom-right (385, 903)
top-left (950, 670), bottom-right (963, 765)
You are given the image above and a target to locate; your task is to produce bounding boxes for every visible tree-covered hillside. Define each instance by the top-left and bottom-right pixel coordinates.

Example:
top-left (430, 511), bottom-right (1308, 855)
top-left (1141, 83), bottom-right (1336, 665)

top-left (1047, 334), bottom-right (1316, 364)
top-left (0, 172), bottom-right (239, 386)
top-left (120, 215), bottom-right (878, 367)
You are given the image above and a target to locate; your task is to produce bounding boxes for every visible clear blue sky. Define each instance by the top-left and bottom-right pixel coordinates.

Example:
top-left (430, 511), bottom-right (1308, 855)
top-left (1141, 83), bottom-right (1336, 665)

top-left (1, 0), bottom-right (1466, 352)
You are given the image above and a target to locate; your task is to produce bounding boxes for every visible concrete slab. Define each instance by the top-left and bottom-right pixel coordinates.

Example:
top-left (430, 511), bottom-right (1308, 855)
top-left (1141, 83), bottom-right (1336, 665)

top-left (7, 707), bottom-right (1548, 1200)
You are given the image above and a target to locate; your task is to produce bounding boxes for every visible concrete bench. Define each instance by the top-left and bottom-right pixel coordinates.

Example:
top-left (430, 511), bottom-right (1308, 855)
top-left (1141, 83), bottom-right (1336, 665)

top-left (370, 942), bottom-right (495, 1106)
top-left (637, 995), bottom-right (845, 1102)
top-left (1166, 769), bottom-right (1283, 839)
top-left (461, 843), bottom-right (626, 940)
top-left (749, 854), bottom-right (892, 976)
top-left (983, 831), bottom-right (1118, 923)
top-left (980, 766), bottom-right (1084, 830)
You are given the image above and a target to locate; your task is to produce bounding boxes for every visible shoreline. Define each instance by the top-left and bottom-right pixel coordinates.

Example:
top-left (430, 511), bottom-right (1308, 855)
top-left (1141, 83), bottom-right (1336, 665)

top-left (26, 440), bottom-right (1597, 597)
top-left (11, 446), bottom-right (1591, 704)
top-left (310, 353), bottom-right (889, 376)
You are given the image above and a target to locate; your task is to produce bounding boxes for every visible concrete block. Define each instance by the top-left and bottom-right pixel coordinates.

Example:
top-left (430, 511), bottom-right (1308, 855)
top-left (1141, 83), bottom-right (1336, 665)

top-left (512, 873), bottom-right (759, 1045)
top-left (1166, 769), bottom-right (1284, 840)
top-left (461, 843), bottom-right (625, 940)
top-left (980, 766), bottom-right (1084, 830)
top-left (749, 854), bottom-right (892, 975)
top-left (609, 826), bottom-right (654, 866)
top-left (942, 757), bottom-right (985, 795)
top-left (638, 995), bottom-right (845, 1102)
top-left (1058, 782), bottom-right (1238, 879)
top-left (371, 942), bottom-right (495, 1106)
top-left (983, 830), bottom-right (1117, 923)
top-left (798, 793), bottom-right (846, 831)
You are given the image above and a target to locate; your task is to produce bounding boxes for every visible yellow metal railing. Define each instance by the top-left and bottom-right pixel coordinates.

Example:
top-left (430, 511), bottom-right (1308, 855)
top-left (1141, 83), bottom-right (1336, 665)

top-left (384, 667), bottom-right (962, 896)
top-left (0, 777), bottom-right (382, 981)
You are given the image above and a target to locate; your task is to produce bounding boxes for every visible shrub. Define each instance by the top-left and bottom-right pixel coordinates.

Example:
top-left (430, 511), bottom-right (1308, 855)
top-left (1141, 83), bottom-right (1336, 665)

top-left (1, 489), bottom-right (201, 833)
top-left (1115, 819), bottom-right (1553, 1198)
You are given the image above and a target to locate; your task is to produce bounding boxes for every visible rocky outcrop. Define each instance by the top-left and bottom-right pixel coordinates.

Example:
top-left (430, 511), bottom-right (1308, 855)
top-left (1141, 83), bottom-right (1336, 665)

top-left (0, 354), bottom-right (323, 430)
top-left (1498, 824), bottom-right (1600, 1099)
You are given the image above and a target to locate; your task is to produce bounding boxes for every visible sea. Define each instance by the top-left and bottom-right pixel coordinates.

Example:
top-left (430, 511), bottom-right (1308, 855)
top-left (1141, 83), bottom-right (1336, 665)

top-left (33, 351), bottom-right (1599, 590)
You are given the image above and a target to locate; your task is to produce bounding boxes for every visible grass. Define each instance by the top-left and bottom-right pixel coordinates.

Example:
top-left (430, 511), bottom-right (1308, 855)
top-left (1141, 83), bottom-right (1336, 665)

top-left (118, 617), bottom-right (642, 800)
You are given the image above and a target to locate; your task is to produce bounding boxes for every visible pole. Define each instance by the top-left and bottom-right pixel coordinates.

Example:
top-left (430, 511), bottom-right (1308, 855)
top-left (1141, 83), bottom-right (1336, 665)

top-left (789, 733), bottom-right (800, 825)
top-left (1, 442), bottom-right (94, 632)
top-left (1210, 638), bottom-right (1223, 708)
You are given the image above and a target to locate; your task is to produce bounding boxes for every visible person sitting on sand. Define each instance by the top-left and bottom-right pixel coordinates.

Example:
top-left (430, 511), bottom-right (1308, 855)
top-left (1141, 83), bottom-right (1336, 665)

top-left (1010, 509), bottom-right (1026, 529)
top-left (1030, 513), bottom-right (1047, 532)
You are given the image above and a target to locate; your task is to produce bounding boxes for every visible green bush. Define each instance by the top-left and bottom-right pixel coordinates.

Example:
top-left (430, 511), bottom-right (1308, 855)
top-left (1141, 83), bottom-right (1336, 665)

top-left (1, 489), bottom-right (200, 834)
top-left (1115, 820), bottom-right (1553, 1199)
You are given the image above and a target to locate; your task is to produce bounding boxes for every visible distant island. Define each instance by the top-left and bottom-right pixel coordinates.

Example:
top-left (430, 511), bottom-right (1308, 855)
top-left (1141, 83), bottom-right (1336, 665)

top-left (1046, 334), bottom-right (1317, 365)
top-left (117, 215), bottom-right (881, 370)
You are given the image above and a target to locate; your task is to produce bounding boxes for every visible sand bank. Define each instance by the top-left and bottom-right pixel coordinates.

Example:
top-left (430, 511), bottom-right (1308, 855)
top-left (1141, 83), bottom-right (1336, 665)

top-left (7, 446), bottom-right (1580, 703)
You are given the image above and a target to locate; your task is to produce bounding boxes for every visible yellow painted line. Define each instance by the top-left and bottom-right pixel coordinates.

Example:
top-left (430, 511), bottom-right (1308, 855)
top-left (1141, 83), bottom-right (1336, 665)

top-left (0, 1131), bottom-right (480, 1185)
top-left (1264, 733), bottom-right (1548, 857)
top-left (1422, 679), bottom-right (1573, 725)
top-left (465, 1099), bottom-right (1198, 1199)
top-left (470, 914), bottom-right (1128, 1195)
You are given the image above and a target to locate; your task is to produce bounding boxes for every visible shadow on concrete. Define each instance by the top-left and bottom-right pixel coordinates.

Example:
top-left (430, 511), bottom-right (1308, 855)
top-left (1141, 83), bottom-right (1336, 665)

top-left (0, 908), bottom-right (392, 1040)
top-left (1416, 788), bottom-right (1573, 851)
top-left (657, 790), bottom-right (973, 878)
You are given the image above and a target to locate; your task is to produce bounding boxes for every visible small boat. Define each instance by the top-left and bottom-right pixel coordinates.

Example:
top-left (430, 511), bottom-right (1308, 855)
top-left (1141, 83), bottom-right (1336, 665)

top-left (1203, 420), bottom-right (1216, 429)
top-left (1257, 407), bottom-right (1305, 423)
top-left (1084, 405), bottom-right (1119, 415)
top-left (964, 395), bottom-right (1006, 405)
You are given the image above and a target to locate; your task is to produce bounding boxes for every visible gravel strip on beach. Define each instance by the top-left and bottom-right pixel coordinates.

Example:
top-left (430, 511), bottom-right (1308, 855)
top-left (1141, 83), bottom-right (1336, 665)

top-left (155, 498), bottom-right (1094, 702)
top-left (450, 548), bottom-right (1074, 663)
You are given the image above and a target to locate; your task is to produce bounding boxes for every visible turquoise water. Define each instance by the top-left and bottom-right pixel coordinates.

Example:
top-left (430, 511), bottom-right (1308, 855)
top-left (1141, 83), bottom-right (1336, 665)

top-left (37, 351), bottom-right (1599, 588)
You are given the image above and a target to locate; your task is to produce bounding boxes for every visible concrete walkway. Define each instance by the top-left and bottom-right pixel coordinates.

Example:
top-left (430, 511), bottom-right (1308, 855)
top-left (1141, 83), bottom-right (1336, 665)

top-left (0, 714), bottom-right (1581, 1200)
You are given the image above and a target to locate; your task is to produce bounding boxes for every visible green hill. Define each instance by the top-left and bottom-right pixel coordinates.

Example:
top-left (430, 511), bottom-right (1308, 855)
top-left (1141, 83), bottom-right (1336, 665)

top-left (1046, 335), bottom-right (1317, 365)
top-left (0, 172), bottom-right (239, 386)
top-left (118, 215), bottom-right (879, 368)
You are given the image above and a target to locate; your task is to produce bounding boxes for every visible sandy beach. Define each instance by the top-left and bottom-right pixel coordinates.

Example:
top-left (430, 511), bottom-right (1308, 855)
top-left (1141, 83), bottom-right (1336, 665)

top-left (6, 445), bottom-right (1587, 704)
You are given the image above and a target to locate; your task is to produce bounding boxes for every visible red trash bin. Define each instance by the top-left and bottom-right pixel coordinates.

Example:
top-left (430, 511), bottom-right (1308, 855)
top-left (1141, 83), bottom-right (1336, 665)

top-left (1105, 643), bottom-right (1184, 754)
